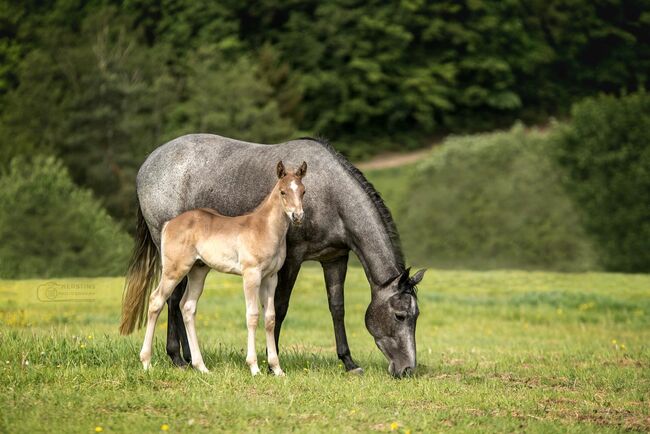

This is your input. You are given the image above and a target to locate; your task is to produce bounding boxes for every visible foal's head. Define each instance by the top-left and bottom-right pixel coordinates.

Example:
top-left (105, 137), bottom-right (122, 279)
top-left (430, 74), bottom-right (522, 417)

top-left (276, 160), bottom-right (307, 225)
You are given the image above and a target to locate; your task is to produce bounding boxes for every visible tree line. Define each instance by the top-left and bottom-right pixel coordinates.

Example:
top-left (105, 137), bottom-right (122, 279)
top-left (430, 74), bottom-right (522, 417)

top-left (0, 0), bottom-right (648, 231)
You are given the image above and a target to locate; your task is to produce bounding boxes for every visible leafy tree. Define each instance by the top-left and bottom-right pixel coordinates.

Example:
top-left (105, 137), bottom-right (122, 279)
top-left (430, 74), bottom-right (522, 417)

top-left (0, 7), bottom-right (178, 222)
top-left (0, 155), bottom-right (131, 278)
top-left (554, 91), bottom-right (650, 272)
top-left (392, 125), bottom-right (596, 271)
top-left (169, 44), bottom-right (296, 143)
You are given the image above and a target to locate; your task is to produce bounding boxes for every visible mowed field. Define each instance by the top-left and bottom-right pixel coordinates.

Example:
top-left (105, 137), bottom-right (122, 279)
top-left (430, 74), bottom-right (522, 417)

top-left (1, 267), bottom-right (649, 433)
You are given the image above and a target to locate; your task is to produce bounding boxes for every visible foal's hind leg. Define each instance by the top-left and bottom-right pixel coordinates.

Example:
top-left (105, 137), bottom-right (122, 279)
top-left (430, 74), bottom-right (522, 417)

top-left (140, 276), bottom-right (182, 370)
top-left (179, 264), bottom-right (210, 373)
top-left (242, 268), bottom-right (262, 376)
top-left (261, 273), bottom-right (284, 376)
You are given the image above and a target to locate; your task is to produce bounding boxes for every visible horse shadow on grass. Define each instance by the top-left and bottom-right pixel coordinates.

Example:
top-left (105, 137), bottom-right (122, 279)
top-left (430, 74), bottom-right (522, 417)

top-left (153, 341), bottom-right (442, 378)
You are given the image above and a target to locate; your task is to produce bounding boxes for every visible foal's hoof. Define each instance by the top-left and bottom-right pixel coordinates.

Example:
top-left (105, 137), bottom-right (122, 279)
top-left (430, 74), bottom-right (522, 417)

top-left (250, 366), bottom-right (262, 376)
top-left (272, 368), bottom-right (285, 377)
top-left (193, 364), bottom-right (210, 374)
top-left (347, 367), bottom-right (364, 376)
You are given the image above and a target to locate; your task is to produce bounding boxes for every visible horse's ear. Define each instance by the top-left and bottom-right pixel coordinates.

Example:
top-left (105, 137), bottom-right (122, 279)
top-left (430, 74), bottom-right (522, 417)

top-left (399, 267), bottom-right (411, 285)
top-left (276, 160), bottom-right (286, 178)
top-left (296, 161), bottom-right (307, 178)
top-left (409, 269), bottom-right (426, 286)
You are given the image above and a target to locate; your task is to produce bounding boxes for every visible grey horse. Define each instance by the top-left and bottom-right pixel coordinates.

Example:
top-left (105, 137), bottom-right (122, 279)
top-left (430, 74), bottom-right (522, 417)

top-left (124, 134), bottom-right (424, 377)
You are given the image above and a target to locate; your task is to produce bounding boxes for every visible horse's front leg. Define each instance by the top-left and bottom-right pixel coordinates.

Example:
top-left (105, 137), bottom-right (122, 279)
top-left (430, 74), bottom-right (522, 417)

top-left (261, 273), bottom-right (284, 376)
top-left (242, 268), bottom-right (262, 375)
top-left (273, 257), bottom-right (302, 352)
top-left (321, 254), bottom-right (362, 374)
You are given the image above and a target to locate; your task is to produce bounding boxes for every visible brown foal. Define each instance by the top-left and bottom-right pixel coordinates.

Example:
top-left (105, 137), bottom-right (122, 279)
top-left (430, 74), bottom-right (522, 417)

top-left (138, 161), bottom-right (307, 376)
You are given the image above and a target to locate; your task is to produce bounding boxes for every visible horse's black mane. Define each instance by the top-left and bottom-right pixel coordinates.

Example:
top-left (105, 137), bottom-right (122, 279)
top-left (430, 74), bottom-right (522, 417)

top-left (299, 136), bottom-right (405, 270)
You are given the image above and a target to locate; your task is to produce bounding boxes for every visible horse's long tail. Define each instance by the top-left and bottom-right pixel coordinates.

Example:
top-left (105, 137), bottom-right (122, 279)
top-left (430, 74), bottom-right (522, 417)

top-left (119, 202), bottom-right (160, 335)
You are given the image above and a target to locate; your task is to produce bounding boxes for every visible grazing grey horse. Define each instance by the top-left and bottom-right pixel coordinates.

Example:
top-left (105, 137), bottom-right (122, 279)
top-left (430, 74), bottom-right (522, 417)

top-left (128, 134), bottom-right (424, 377)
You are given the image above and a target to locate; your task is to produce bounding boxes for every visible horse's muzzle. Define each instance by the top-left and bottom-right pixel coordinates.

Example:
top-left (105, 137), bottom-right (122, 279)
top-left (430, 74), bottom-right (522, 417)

top-left (389, 362), bottom-right (415, 378)
top-left (291, 211), bottom-right (304, 225)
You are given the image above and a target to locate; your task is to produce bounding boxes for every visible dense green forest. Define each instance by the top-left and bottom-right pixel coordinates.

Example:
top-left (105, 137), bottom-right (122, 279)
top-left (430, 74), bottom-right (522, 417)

top-left (0, 1), bottom-right (648, 276)
top-left (1, 0), bottom-right (648, 222)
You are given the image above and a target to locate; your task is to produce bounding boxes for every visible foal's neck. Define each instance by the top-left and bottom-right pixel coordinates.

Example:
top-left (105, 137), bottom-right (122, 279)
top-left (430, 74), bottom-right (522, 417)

top-left (254, 182), bottom-right (289, 237)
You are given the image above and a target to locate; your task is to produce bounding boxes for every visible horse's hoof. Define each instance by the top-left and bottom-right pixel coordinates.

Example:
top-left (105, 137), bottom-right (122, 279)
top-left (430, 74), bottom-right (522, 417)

top-left (170, 356), bottom-right (189, 368)
top-left (273, 369), bottom-right (285, 377)
top-left (250, 366), bottom-right (262, 376)
top-left (347, 367), bottom-right (364, 376)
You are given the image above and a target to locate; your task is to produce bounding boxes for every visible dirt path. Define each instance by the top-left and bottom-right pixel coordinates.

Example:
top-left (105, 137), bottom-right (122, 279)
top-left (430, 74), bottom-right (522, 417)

top-left (355, 146), bottom-right (433, 170)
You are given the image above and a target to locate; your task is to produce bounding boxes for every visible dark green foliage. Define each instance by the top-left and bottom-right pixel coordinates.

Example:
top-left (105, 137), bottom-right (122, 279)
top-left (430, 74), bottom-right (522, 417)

top-left (0, 155), bottom-right (132, 278)
top-left (170, 45), bottom-right (297, 143)
top-left (554, 91), bottom-right (650, 272)
top-left (2, 1), bottom-right (648, 164)
top-left (0, 6), bottom-right (297, 222)
top-left (369, 126), bottom-right (597, 271)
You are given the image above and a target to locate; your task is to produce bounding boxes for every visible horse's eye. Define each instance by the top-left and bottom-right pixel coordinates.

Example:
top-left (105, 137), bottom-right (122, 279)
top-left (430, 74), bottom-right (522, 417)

top-left (395, 313), bottom-right (407, 322)
top-left (281, 191), bottom-right (286, 196)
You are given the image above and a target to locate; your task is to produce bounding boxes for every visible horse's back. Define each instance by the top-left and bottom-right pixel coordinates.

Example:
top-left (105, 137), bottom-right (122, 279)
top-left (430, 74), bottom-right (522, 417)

top-left (137, 134), bottom-right (348, 255)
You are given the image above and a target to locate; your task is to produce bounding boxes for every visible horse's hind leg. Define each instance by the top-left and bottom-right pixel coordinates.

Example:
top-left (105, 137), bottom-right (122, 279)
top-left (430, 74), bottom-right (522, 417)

top-left (261, 273), bottom-right (284, 376)
top-left (166, 278), bottom-right (192, 367)
top-left (179, 264), bottom-right (210, 373)
top-left (242, 268), bottom-right (262, 376)
top-left (140, 275), bottom-right (182, 370)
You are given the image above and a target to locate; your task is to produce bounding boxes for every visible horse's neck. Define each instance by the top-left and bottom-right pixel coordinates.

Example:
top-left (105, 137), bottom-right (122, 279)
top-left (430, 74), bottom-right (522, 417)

top-left (340, 190), bottom-right (403, 291)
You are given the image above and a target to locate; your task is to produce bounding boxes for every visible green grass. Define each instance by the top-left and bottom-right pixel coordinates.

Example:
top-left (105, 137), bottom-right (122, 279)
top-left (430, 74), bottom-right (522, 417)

top-left (1, 267), bottom-right (649, 433)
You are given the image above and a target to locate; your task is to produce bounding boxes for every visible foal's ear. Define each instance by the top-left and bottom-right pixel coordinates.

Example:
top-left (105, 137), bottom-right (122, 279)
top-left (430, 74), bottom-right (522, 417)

top-left (276, 160), bottom-right (287, 178)
top-left (296, 161), bottom-right (307, 178)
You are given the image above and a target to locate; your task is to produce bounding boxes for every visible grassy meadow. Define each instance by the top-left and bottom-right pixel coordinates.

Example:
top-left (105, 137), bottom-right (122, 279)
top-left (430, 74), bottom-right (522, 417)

top-left (1, 266), bottom-right (649, 433)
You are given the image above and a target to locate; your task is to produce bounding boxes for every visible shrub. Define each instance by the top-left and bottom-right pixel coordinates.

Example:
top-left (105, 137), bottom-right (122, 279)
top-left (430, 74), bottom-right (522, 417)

top-left (0, 156), bottom-right (132, 278)
top-left (369, 125), bottom-right (597, 271)
top-left (554, 91), bottom-right (650, 272)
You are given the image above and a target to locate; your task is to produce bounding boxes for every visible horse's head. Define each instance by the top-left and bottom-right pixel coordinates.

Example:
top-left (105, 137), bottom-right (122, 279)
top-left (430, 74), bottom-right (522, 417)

top-left (365, 268), bottom-right (425, 378)
top-left (276, 160), bottom-right (307, 225)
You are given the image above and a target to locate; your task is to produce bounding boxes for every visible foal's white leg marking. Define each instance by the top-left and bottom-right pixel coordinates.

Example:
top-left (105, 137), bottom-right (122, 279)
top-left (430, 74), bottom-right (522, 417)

top-left (180, 266), bottom-right (210, 373)
top-left (140, 276), bottom-right (179, 370)
top-left (242, 268), bottom-right (262, 376)
top-left (261, 273), bottom-right (284, 376)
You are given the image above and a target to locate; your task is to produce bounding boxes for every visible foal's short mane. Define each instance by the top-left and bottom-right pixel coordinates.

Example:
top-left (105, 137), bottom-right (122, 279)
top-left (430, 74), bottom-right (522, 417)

top-left (298, 137), bottom-right (405, 270)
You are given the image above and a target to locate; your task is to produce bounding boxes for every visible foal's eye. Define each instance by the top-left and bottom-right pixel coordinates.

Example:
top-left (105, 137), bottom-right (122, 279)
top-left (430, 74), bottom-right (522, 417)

top-left (281, 191), bottom-right (286, 196)
top-left (395, 313), bottom-right (407, 322)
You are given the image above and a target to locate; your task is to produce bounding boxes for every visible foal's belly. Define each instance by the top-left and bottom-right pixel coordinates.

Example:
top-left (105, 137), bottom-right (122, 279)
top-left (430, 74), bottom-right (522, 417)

top-left (196, 240), bottom-right (242, 276)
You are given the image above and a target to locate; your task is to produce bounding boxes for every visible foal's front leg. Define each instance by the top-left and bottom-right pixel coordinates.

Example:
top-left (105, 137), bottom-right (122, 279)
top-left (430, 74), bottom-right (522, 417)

top-left (242, 268), bottom-right (262, 375)
top-left (261, 273), bottom-right (284, 376)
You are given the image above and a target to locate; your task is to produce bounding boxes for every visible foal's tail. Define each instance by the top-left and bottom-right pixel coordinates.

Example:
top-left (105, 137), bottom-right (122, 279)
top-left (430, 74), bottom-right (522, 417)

top-left (119, 202), bottom-right (160, 335)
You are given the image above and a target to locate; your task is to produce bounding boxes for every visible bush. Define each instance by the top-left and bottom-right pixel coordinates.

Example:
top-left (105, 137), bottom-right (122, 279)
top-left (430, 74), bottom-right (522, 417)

top-left (0, 156), bottom-right (132, 278)
top-left (369, 125), bottom-right (597, 271)
top-left (554, 91), bottom-right (650, 272)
